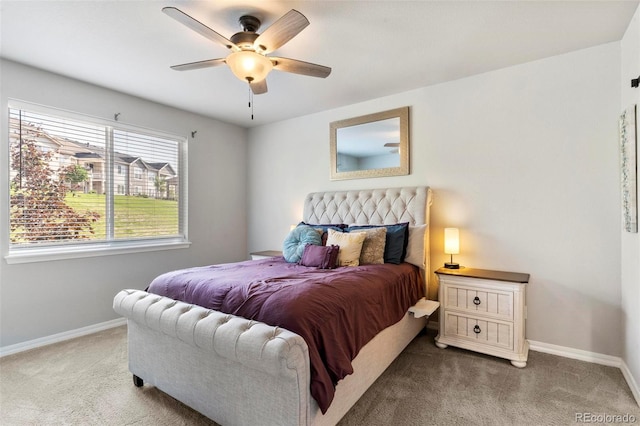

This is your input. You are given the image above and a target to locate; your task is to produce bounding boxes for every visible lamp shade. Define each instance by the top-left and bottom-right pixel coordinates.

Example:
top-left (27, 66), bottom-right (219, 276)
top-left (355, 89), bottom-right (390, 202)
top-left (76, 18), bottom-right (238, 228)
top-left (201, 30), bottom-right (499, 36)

top-left (226, 51), bottom-right (273, 83)
top-left (444, 228), bottom-right (459, 255)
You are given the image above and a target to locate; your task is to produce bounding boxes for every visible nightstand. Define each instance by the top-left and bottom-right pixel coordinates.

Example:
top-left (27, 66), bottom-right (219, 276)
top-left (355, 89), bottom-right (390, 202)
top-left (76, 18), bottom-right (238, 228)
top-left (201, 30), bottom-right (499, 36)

top-left (434, 267), bottom-right (529, 368)
top-left (250, 250), bottom-right (283, 260)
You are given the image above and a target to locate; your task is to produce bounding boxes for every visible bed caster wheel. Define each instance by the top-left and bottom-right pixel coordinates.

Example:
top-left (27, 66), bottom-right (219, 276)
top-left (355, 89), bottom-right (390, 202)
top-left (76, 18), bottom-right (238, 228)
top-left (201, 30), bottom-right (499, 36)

top-left (133, 375), bottom-right (144, 387)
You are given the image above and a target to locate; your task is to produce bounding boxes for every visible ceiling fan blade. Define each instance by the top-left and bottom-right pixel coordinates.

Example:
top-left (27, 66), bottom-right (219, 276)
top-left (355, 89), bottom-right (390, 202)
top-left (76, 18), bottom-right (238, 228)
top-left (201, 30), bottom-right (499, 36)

top-left (162, 7), bottom-right (239, 51)
top-left (253, 10), bottom-right (309, 54)
top-left (271, 57), bottom-right (331, 78)
top-left (384, 143), bottom-right (400, 147)
top-left (170, 58), bottom-right (226, 71)
top-left (250, 79), bottom-right (268, 95)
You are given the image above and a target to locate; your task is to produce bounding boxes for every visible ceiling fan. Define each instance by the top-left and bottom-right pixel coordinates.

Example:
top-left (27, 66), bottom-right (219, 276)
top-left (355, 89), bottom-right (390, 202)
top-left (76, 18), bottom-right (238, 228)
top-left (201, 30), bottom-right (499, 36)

top-left (384, 142), bottom-right (400, 153)
top-left (162, 7), bottom-right (332, 95)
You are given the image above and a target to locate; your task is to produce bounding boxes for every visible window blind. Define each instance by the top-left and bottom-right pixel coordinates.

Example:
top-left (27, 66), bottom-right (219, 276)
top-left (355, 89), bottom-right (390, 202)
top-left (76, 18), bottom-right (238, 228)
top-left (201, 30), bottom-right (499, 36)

top-left (9, 106), bottom-right (185, 249)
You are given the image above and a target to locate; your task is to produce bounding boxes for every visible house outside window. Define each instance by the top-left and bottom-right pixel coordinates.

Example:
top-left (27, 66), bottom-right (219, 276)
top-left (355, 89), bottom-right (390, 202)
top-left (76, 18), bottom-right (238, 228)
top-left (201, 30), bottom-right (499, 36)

top-left (7, 102), bottom-right (188, 263)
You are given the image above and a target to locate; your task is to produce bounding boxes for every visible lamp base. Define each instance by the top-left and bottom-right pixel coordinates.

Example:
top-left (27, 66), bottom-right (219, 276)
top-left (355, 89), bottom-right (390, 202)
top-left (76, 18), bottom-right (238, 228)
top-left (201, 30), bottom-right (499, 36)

top-left (444, 262), bottom-right (460, 269)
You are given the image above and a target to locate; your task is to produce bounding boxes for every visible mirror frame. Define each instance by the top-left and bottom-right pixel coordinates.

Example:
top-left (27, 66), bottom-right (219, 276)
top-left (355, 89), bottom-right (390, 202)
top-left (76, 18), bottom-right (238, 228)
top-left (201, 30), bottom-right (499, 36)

top-left (330, 106), bottom-right (409, 181)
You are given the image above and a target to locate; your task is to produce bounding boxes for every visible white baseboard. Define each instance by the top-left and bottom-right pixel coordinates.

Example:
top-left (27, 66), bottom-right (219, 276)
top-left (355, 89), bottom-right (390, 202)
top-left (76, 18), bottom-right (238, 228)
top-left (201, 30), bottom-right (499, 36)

top-left (528, 339), bottom-right (622, 367)
top-left (620, 359), bottom-right (640, 407)
top-left (529, 339), bottom-right (640, 407)
top-left (0, 317), bottom-right (126, 358)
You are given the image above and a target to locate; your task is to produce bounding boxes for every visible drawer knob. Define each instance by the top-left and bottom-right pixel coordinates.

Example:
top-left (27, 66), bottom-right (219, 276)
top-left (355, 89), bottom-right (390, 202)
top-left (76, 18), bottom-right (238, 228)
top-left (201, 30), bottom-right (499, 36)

top-left (473, 296), bottom-right (481, 306)
top-left (473, 325), bottom-right (481, 334)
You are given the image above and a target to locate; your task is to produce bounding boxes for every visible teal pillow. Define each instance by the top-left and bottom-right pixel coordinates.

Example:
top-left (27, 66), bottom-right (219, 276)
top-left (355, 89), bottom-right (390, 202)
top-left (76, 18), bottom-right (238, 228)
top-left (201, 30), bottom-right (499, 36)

top-left (283, 225), bottom-right (322, 263)
top-left (297, 222), bottom-right (345, 245)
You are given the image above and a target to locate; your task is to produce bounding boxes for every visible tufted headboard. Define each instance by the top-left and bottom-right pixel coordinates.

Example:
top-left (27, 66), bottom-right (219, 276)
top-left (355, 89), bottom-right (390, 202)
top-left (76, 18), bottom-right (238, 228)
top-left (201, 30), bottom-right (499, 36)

top-left (303, 186), bottom-right (433, 294)
top-left (303, 187), bottom-right (431, 227)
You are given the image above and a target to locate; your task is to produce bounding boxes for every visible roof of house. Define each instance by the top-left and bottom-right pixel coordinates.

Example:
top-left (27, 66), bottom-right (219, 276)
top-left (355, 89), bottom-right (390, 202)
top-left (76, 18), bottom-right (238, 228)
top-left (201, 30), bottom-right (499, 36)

top-left (12, 116), bottom-right (177, 176)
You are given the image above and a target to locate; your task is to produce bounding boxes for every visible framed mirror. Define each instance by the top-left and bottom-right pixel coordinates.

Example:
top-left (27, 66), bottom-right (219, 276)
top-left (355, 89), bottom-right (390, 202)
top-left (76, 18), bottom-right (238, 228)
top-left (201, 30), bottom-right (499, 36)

top-left (330, 106), bottom-right (409, 180)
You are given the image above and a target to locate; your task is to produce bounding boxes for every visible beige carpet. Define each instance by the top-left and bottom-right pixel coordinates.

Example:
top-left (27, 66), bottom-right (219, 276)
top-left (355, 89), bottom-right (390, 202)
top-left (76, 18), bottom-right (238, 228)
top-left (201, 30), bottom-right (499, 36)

top-left (1, 325), bottom-right (638, 425)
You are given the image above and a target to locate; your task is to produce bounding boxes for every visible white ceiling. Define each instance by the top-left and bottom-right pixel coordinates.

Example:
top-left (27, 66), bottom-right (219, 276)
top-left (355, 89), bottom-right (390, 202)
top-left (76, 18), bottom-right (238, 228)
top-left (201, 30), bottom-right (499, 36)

top-left (1, 1), bottom-right (638, 128)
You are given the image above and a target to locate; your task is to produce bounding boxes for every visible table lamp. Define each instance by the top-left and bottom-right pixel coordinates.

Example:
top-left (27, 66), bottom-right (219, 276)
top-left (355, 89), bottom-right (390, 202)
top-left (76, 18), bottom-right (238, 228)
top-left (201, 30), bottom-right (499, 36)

top-left (444, 227), bottom-right (460, 269)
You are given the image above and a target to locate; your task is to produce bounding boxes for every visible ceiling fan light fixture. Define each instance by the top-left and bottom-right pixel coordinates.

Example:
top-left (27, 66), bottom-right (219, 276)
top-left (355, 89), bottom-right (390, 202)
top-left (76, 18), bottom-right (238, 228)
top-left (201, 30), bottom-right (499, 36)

top-left (163, 7), bottom-right (331, 95)
top-left (226, 51), bottom-right (273, 83)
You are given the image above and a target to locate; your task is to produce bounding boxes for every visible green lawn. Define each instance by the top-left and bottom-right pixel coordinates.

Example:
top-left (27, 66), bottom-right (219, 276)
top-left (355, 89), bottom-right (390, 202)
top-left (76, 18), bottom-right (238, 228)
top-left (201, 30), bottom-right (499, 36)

top-left (65, 193), bottom-right (179, 239)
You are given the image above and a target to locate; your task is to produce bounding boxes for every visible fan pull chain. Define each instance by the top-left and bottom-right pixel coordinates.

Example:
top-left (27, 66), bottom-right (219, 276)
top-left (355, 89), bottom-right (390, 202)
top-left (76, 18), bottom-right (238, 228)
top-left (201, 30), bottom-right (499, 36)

top-left (246, 83), bottom-right (256, 120)
top-left (249, 85), bottom-right (254, 120)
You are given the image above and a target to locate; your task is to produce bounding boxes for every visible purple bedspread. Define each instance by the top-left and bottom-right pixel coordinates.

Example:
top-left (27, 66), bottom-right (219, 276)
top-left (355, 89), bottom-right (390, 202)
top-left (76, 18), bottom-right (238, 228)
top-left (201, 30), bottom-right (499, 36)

top-left (147, 257), bottom-right (424, 413)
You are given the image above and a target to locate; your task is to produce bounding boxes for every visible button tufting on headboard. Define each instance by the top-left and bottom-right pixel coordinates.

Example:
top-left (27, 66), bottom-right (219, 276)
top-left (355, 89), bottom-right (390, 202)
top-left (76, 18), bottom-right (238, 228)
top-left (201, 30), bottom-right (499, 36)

top-left (303, 187), bottom-right (431, 227)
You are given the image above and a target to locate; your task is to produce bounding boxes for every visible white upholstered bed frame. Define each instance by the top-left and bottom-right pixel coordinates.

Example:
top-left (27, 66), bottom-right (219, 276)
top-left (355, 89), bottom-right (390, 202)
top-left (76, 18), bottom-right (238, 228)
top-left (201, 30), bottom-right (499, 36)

top-left (113, 186), bottom-right (432, 426)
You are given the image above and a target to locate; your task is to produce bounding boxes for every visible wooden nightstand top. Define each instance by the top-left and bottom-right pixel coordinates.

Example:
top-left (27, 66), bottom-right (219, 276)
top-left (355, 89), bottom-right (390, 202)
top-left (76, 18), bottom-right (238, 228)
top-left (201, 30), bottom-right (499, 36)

top-left (435, 267), bottom-right (529, 283)
top-left (250, 250), bottom-right (283, 258)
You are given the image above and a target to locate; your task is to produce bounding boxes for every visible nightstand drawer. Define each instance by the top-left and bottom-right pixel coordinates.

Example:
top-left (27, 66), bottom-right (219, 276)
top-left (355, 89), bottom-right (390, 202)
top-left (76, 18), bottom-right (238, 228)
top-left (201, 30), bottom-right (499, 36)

top-left (443, 284), bottom-right (514, 321)
top-left (443, 312), bottom-right (513, 350)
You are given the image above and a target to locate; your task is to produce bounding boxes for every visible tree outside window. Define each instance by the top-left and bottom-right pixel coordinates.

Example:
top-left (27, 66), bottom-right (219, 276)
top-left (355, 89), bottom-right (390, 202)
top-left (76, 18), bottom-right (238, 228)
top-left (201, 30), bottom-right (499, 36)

top-left (8, 106), bottom-right (185, 250)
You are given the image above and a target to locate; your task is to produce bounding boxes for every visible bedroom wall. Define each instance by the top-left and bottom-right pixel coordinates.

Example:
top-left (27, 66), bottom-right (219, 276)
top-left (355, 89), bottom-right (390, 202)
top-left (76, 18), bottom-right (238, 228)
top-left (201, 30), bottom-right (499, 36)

top-left (247, 43), bottom-right (623, 357)
top-left (620, 4), bottom-right (640, 400)
top-left (0, 60), bottom-right (248, 348)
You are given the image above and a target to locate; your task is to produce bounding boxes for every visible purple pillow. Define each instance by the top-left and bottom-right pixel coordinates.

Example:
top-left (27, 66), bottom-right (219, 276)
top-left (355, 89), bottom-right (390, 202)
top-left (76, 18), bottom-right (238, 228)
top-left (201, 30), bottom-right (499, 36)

top-left (299, 244), bottom-right (339, 269)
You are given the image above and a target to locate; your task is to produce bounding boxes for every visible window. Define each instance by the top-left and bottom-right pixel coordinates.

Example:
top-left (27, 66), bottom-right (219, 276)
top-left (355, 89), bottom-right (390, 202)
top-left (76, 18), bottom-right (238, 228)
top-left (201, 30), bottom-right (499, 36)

top-left (7, 103), bottom-right (188, 262)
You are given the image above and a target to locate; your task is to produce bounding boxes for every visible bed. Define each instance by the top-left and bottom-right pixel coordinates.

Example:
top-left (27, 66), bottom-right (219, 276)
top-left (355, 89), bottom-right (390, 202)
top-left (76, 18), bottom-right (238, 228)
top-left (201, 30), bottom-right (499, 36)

top-left (113, 186), bottom-right (433, 426)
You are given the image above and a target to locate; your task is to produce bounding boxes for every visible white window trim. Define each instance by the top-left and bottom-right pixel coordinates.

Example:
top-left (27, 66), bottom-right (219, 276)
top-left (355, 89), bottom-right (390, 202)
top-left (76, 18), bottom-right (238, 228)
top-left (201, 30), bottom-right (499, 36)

top-left (4, 239), bottom-right (191, 264)
top-left (5, 99), bottom-right (190, 263)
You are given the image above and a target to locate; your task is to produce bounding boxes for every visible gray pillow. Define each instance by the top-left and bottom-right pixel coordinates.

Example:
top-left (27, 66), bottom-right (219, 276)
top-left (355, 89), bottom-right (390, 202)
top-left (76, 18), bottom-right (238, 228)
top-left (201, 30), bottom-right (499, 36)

top-left (347, 227), bottom-right (387, 265)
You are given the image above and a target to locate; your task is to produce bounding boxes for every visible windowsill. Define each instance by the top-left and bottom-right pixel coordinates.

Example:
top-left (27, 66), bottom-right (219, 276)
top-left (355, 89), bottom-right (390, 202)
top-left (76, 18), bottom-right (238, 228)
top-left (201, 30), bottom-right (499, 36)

top-left (4, 239), bottom-right (191, 264)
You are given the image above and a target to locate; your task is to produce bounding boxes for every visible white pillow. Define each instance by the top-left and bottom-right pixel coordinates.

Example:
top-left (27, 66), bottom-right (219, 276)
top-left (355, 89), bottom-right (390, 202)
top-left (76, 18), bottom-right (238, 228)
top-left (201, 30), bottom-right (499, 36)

top-left (404, 225), bottom-right (427, 267)
top-left (326, 228), bottom-right (367, 267)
